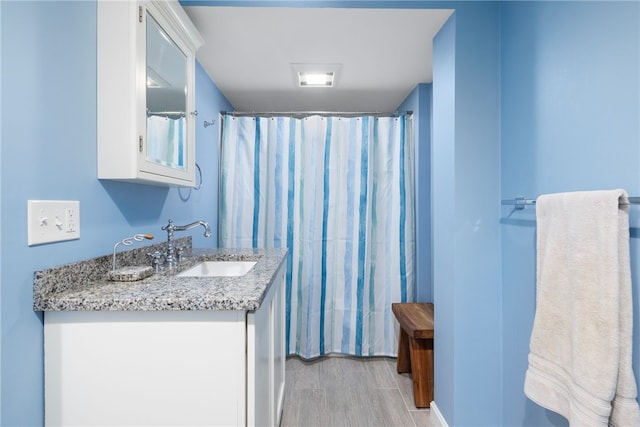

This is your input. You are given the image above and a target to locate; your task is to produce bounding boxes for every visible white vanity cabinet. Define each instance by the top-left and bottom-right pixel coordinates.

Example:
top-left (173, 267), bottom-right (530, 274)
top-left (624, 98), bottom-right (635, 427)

top-left (97, 0), bottom-right (203, 187)
top-left (43, 270), bottom-right (286, 426)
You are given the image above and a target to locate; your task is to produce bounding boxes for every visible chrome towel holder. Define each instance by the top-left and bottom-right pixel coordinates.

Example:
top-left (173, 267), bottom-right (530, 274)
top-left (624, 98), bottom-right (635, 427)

top-left (502, 196), bottom-right (640, 210)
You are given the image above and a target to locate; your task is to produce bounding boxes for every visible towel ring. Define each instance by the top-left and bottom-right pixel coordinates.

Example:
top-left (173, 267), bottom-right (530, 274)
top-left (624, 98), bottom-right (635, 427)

top-left (195, 163), bottom-right (202, 190)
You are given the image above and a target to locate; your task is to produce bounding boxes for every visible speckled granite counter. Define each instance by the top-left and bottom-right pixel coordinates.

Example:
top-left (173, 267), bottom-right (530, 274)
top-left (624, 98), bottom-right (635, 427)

top-left (33, 240), bottom-right (288, 312)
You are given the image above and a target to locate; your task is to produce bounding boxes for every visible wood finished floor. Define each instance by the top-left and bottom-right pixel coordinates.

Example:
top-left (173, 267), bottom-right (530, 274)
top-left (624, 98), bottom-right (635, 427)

top-left (281, 355), bottom-right (435, 427)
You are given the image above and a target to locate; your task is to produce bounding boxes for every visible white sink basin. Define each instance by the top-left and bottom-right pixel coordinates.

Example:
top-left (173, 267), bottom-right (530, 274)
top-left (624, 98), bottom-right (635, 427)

top-left (177, 261), bottom-right (257, 277)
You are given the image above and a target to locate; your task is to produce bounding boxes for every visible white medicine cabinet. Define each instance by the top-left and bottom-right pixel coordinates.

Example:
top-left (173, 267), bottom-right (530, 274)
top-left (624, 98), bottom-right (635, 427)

top-left (97, 0), bottom-right (204, 187)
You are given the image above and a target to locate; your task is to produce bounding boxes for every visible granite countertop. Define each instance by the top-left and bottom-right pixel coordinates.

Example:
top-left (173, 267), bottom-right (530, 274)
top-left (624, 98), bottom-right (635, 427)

top-left (34, 244), bottom-right (288, 312)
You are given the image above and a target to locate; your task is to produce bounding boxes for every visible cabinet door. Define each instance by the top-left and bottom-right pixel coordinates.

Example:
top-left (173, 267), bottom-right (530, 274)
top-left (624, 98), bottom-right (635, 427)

top-left (45, 311), bottom-right (246, 426)
top-left (273, 273), bottom-right (286, 424)
top-left (247, 290), bottom-right (274, 426)
top-left (247, 265), bottom-right (286, 427)
top-left (138, 1), bottom-right (196, 184)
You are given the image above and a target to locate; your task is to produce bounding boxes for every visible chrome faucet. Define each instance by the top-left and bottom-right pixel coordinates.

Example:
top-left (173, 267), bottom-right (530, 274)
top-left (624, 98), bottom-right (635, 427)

top-left (161, 219), bottom-right (212, 268)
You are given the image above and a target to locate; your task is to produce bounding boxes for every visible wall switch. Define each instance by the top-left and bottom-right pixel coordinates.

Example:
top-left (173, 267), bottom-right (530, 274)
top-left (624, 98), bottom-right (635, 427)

top-left (28, 200), bottom-right (80, 246)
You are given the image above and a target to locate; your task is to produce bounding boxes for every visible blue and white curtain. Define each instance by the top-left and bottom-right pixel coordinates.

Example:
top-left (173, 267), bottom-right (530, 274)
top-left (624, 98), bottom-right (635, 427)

top-left (219, 114), bottom-right (415, 358)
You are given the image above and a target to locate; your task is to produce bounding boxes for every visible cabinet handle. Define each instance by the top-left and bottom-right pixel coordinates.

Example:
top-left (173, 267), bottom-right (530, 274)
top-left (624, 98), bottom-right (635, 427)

top-left (190, 110), bottom-right (198, 117)
top-left (139, 135), bottom-right (143, 153)
top-left (139, 6), bottom-right (143, 23)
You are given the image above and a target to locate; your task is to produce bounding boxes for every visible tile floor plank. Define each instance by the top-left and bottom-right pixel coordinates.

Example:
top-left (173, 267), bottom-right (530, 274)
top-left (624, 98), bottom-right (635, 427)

top-left (282, 355), bottom-right (434, 427)
top-left (280, 388), bottom-right (328, 427)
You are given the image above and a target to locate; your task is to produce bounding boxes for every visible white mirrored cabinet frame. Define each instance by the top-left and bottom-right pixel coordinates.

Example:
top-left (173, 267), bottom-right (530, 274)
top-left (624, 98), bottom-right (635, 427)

top-left (97, 0), bottom-right (204, 187)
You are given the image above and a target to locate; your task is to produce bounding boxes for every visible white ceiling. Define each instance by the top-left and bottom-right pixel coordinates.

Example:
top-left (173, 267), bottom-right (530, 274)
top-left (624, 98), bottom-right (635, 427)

top-left (183, 6), bottom-right (453, 113)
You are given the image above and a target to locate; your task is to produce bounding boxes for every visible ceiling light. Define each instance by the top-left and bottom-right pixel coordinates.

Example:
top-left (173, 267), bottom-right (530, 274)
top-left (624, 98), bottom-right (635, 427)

top-left (298, 71), bottom-right (334, 87)
top-left (147, 76), bottom-right (161, 88)
top-left (146, 67), bottom-right (170, 88)
top-left (291, 63), bottom-right (342, 89)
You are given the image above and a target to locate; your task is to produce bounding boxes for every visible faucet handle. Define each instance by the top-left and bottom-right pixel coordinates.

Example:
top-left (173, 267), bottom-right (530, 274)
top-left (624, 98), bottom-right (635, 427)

top-left (161, 219), bottom-right (174, 231)
top-left (147, 251), bottom-right (164, 272)
top-left (176, 246), bottom-right (185, 263)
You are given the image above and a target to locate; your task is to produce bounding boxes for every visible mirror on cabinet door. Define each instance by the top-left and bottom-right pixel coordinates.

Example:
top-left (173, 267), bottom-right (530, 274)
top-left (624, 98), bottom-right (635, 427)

top-left (97, 0), bottom-right (203, 187)
top-left (145, 13), bottom-right (187, 172)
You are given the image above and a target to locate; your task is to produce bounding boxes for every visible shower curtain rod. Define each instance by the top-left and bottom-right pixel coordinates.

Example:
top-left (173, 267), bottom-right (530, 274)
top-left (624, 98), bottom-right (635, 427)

top-left (220, 110), bottom-right (413, 118)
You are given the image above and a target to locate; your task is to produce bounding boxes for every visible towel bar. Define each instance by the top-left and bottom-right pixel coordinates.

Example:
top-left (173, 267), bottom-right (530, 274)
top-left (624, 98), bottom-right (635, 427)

top-left (502, 196), bottom-right (640, 210)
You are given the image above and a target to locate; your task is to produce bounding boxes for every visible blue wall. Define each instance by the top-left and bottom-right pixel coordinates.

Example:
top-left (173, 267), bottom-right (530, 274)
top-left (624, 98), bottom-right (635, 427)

top-left (0, 1), bottom-right (231, 424)
top-left (432, 14), bottom-right (458, 422)
top-left (432, 4), bottom-right (502, 425)
top-left (398, 83), bottom-right (432, 302)
top-left (500, 1), bottom-right (640, 426)
top-left (0, 0), bottom-right (3, 420)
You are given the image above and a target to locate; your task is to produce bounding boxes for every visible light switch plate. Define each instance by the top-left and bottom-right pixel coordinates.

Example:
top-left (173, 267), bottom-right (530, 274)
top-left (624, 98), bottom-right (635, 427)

top-left (28, 200), bottom-right (80, 246)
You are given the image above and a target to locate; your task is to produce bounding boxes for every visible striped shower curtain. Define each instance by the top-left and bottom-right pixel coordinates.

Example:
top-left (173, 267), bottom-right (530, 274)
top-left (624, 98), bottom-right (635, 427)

top-left (219, 114), bottom-right (415, 358)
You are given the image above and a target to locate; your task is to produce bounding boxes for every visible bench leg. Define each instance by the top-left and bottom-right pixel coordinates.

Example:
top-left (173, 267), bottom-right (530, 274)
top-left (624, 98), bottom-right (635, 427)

top-left (409, 337), bottom-right (433, 408)
top-left (396, 328), bottom-right (411, 374)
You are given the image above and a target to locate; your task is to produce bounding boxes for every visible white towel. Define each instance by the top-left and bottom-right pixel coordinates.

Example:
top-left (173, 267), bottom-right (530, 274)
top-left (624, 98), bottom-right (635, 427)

top-left (524, 189), bottom-right (640, 426)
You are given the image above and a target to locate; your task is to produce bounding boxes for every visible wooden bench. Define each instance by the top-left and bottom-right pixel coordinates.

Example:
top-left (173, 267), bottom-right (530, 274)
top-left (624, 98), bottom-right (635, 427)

top-left (392, 302), bottom-right (434, 408)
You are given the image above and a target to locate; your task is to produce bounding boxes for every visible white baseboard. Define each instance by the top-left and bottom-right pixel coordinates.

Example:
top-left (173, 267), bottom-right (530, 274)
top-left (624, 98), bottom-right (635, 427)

top-left (430, 401), bottom-right (449, 427)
